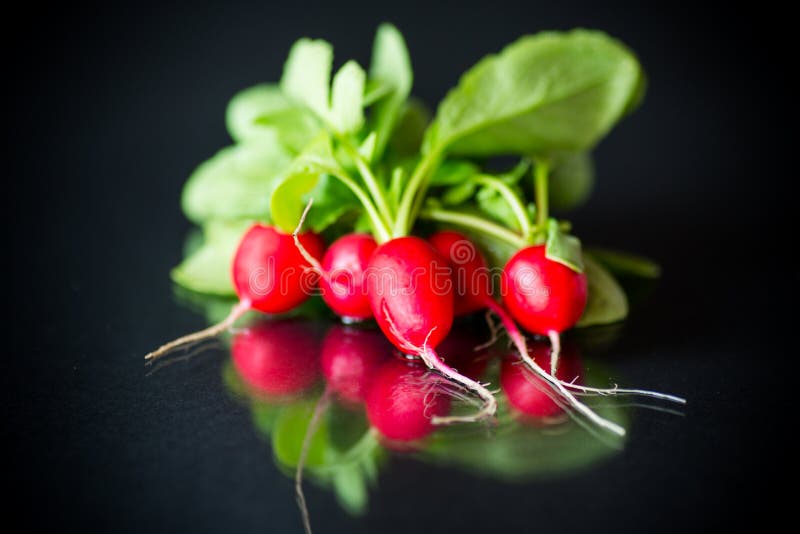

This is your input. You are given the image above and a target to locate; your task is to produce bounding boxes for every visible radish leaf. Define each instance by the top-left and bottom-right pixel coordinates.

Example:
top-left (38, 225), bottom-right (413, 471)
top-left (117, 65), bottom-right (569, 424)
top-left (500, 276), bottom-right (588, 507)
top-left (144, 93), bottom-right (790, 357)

top-left (428, 30), bottom-right (643, 156)
top-left (368, 23), bottom-right (413, 161)
top-left (280, 38), bottom-right (334, 120)
top-left (171, 219), bottom-right (253, 296)
top-left (545, 219), bottom-right (584, 272)
top-left (578, 255), bottom-right (629, 326)
top-left (181, 140), bottom-right (292, 224)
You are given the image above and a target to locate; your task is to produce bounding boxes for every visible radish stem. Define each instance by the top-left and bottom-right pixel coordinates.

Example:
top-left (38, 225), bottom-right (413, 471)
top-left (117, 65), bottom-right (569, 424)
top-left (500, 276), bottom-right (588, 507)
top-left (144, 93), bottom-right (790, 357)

top-left (474, 174), bottom-right (533, 240)
top-left (419, 207), bottom-right (527, 249)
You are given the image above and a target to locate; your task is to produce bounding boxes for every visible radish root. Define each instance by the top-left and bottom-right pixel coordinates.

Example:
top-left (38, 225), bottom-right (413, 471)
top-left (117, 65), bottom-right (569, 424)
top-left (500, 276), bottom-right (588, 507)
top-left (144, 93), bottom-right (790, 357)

top-left (486, 299), bottom-right (627, 436)
top-left (418, 328), bottom-right (497, 425)
top-left (292, 198), bottom-right (328, 282)
top-left (144, 300), bottom-right (250, 361)
top-left (295, 389), bottom-right (332, 534)
top-left (548, 330), bottom-right (561, 375)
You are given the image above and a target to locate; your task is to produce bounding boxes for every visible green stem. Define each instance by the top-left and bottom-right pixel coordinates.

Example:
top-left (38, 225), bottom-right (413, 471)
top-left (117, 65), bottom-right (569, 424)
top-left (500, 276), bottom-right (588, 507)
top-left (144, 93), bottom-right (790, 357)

top-left (332, 170), bottom-right (392, 243)
top-left (474, 174), bottom-right (533, 240)
top-left (341, 142), bottom-right (395, 226)
top-left (419, 207), bottom-right (527, 249)
top-left (394, 149), bottom-right (442, 237)
top-left (534, 158), bottom-right (550, 233)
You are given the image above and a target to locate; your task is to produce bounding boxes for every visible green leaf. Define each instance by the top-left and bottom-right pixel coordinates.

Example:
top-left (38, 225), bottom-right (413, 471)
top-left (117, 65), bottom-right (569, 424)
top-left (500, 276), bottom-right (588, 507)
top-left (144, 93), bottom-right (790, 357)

top-left (387, 99), bottom-right (431, 157)
top-left (549, 151), bottom-right (595, 211)
top-left (332, 466), bottom-right (368, 516)
top-left (578, 254), bottom-right (629, 327)
top-left (369, 23), bottom-right (413, 161)
top-left (476, 185), bottom-right (524, 230)
top-left (428, 29), bottom-right (644, 156)
top-left (251, 402), bottom-right (282, 438)
top-left (442, 181), bottom-right (477, 205)
top-left (363, 78), bottom-right (392, 105)
top-left (226, 84), bottom-right (290, 142)
top-left (171, 219), bottom-right (253, 296)
top-left (181, 140), bottom-right (293, 224)
top-left (272, 400), bottom-right (332, 469)
top-left (281, 38), bottom-right (334, 119)
top-left (269, 133), bottom-right (344, 232)
top-left (330, 60), bottom-right (366, 134)
top-left (586, 248), bottom-right (661, 279)
top-left (545, 219), bottom-right (584, 272)
top-left (302, 174), bottom-right (360, 232)
top-left (429, 159), bottom-right (480, 186)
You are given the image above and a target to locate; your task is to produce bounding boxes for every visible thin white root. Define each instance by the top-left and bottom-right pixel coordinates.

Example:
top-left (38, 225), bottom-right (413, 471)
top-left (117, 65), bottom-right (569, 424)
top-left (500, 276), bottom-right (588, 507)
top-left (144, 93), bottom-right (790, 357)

top-left (295, 389), bottom-right (332, 534)
top-left (560, 382), bottom-right (687, 404)
top-left (418, 342), bottom-right (497, 426)
top-left (548, 330), bottom-right (561, 376)
top-left (517, 349), bottom-right (626, 436)
top-left (292, 198), bottom-right (327, 280)
top-left (473, 309), bottom-right (501, 351)
top-left (143, 300), bottom-right (250, 361)
top-left (486, 300), bottom-right (626, 437)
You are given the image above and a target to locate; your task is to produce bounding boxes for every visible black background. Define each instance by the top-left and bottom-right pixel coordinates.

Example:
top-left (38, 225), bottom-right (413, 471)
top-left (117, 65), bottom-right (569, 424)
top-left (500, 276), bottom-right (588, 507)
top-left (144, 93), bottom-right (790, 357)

top-left (7, 1), bottom-right (793, 532)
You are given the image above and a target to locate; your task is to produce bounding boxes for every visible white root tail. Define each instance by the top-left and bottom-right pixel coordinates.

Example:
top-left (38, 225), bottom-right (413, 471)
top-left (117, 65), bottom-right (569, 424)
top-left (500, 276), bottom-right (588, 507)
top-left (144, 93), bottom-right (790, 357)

top-left (485, 299), bottom-right (626, 437)
top-left (295, 389), bottom-right (331, 534)
top-left (419, 345), bottom-right (497, 426)
top-left (143, 300), bottom-right (250, 361)
top-left (548, 330), bottom-right (561, 376)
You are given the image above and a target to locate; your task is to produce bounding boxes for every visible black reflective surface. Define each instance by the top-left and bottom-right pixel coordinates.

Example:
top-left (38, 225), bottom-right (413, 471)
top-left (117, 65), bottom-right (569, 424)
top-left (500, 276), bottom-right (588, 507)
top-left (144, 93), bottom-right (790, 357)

top-left (8, 2), bottom-right (791, 533)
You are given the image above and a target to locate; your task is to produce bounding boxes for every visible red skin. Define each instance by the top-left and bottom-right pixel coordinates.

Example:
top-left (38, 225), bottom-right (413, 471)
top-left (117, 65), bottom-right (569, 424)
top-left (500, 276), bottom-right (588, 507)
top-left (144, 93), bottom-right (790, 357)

top-left (231, 320), bottom-right (321, 399)
top-left (366, 237), bottom-right (454, 352)
top-left (502, 245), bottom-right (588, 335)
top-left (319, 233), bottom-right (377, 320)
top-left (500, 341), bottom-right (584, 418)
top-left (366, 359), bottom-right (451, 442)
top-left (232, 224), bottom-right (325, 314)
top-left (320, 325), bottom-right (391, 404)
top-left (428, 230), bottom-right (492, 316)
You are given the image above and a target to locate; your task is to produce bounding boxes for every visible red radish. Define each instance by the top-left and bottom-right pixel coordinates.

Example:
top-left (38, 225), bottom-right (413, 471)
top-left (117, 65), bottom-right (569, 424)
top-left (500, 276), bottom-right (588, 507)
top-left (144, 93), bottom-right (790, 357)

top-left (366, 236), bottom-right (497, 423)
top-left (318, 233), bottom-right (377, 321)
top-left (428, 230), bottom-right (491, 316)
top-left (233, 224), bottom-right (325, 313)
top-left (145, 223), bottom-right (324, 360)
top-left (430, 230), bottom-right (627, 436)
top-left (502, 244), bottom-right (587, 373)
top-left (366, 358), bottom-right (451, 442)
top-left (320, 325), bottom-right (390, 404)
top-left (501, 341), bottom-right (583, 419)
top-left (232, 319), bottom-right (321, 399)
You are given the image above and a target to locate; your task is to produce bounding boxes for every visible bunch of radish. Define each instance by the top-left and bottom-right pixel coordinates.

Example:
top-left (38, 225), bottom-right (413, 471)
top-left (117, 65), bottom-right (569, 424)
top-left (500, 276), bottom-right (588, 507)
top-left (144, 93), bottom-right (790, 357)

top-left (149, 24), bottom-right (685, 444)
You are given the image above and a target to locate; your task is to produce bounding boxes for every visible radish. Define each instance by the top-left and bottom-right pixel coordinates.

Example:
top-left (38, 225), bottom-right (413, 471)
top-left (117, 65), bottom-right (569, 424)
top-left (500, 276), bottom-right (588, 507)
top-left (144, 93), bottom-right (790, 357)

top-left (145, 224), bottom-right (324, 360)
top-left (501, 340), bottom-right (583, 419)
top-left (365, 358), bottom-right (451, 442)
top-left (502, 244), bottom-right (587, 374)
top-left (318, 233), bottom-right (378, 321)
top-left (232, 319), bottom-right (321, 399)
top-left (428, 229), bottom-right (631, 435)
top-left (320, 325), bottom-right (390, 404)
top-left (366, 236), bottom-right (497, 424)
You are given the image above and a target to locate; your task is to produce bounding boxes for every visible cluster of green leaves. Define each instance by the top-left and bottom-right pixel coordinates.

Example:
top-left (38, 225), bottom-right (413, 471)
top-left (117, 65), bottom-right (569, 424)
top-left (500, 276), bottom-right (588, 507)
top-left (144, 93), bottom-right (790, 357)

top-left (173, 24), bottom-right (656, 326)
